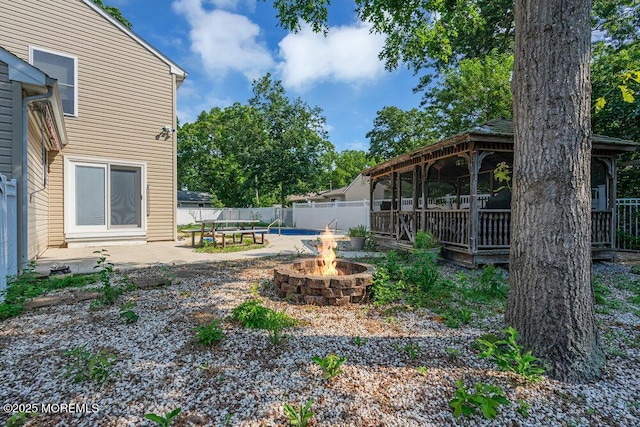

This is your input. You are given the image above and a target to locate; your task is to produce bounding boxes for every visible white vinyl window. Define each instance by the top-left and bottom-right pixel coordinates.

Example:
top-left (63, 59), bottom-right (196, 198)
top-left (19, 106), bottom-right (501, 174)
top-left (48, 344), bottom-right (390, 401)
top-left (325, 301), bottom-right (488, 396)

top-left (65, 158), bottom-right (146, 237)
top-left (29, 46), bottom-right (78, 116)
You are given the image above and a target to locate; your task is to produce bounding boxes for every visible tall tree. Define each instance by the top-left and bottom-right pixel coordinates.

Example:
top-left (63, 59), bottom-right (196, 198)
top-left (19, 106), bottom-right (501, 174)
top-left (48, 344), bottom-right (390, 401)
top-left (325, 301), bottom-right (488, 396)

top-left (271, 0), bottom-right (605, 380)
top-left (507, 0), bottom-right (604, 381)
top-left (366, 107), bottom-right (437, 161)
top-left (249, 74), bottom-right (333, 206)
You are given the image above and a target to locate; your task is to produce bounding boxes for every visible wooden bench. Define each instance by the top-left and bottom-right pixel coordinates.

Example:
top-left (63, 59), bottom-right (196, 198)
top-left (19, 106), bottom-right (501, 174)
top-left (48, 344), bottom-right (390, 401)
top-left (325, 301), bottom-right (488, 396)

top-left (212, 228), bottom-right (268, 248)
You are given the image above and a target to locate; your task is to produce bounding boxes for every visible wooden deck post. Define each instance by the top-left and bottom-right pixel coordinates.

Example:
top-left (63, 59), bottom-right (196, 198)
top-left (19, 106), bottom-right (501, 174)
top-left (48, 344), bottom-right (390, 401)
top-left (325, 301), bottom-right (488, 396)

top-left (466, 150), bottom-right (493, 255)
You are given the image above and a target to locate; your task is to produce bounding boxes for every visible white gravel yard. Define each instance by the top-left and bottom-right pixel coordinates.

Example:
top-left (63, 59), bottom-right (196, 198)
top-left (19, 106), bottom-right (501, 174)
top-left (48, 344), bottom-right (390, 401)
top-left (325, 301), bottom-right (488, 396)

top-left (1, 257), bottom-right (639, 426)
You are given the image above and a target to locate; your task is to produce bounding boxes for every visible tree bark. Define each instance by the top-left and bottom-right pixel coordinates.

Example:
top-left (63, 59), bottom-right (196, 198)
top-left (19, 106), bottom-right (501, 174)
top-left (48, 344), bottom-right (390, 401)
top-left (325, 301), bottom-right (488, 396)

top-left (508, 0), bottom-right (604, 381)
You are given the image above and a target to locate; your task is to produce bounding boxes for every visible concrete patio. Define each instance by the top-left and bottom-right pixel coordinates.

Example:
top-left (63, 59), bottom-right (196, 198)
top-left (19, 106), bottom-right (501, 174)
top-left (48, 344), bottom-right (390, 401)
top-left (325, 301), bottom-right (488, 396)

top-left (33, 234), bottom-right (380, 275)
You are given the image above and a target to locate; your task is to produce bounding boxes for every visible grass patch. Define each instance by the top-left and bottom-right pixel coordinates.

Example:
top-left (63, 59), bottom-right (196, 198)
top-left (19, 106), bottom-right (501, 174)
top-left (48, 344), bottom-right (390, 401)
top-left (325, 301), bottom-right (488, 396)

top-left (195, 239), bottom-right (266, 253)
top-left (1, 263), bottom-right (98, 320)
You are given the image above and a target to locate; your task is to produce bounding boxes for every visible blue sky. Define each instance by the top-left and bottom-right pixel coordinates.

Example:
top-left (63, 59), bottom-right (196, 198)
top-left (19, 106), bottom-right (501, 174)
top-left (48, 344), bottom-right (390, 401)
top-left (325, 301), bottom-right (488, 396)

top-left (110, 0), bottom-right (423, 152)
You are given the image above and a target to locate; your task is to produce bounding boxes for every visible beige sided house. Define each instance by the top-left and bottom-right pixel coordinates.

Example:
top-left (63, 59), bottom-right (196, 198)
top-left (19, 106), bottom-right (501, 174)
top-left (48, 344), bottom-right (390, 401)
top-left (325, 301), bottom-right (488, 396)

top-left (0, 0), bottom-right (187, 269)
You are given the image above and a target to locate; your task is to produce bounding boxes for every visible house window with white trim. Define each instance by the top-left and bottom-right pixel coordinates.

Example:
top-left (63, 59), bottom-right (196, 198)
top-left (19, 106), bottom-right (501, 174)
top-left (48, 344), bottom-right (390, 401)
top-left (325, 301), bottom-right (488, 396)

top-left (65, 158), bottom-right (146, 236)
top-left (30, 47), bottom-right (78, 116)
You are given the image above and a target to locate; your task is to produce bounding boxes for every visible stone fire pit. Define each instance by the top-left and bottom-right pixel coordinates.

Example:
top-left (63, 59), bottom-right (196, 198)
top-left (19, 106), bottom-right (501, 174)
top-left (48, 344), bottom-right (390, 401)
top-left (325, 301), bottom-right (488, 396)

top-left (273, 258), bottom-right (374, 306)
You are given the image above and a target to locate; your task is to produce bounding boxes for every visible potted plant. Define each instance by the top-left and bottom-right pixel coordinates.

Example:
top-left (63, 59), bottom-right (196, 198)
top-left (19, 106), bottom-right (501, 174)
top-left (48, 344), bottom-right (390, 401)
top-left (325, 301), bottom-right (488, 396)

top-left (414, 230), bottom-right (440, 255)
top-left (347, 225), bottom-right (368, 250)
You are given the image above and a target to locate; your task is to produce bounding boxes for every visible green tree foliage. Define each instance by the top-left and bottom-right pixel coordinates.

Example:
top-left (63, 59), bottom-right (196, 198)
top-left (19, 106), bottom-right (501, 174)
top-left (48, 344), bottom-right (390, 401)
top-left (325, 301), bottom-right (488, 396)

top-left (249, 74), bottom-right (333, 206)
top-left (591, 0), bottom-right (640, 197)
top-left (423, 51), bottom-right (514, 138)
top-left (178, 74), bottom-right (332, 207)
top-left (92, 0), bottom-right (133, 29)
top-left (177, 104), bottom-right (271, 207)
top-left (329, 150), bottom-right (374, 189)
top-left (366, 107), bottom-right (437, 161)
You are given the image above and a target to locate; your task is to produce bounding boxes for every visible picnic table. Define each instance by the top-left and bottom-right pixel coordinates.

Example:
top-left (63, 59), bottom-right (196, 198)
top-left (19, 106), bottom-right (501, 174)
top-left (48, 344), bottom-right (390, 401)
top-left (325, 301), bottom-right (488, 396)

top-left (192, 219), bottom-right (267, 248)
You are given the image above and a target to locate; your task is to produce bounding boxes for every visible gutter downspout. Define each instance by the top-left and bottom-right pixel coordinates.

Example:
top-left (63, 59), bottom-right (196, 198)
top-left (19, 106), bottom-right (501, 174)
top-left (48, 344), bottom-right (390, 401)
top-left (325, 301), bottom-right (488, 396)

top-left (19, 87), bottom-right (53, 272)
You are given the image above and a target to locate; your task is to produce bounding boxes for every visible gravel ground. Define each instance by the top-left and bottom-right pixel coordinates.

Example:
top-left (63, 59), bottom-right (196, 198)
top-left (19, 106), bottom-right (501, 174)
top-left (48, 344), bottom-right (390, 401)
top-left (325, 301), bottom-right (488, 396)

top-left (1, 257), bottom-right (639, 426)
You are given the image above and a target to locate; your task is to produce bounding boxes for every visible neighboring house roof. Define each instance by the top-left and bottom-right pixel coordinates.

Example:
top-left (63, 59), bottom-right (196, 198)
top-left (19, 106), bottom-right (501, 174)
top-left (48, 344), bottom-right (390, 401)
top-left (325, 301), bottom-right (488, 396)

top-left (322, 186), bottom-right (348, 198)
top-left (178, 190), bottom-right (211, 203)
top-left (82, 0), bottom-right (187, 85)
top-left (363, 118), bottom-right (640, 177)
top-left (0, 46), bottom-right (67, 149)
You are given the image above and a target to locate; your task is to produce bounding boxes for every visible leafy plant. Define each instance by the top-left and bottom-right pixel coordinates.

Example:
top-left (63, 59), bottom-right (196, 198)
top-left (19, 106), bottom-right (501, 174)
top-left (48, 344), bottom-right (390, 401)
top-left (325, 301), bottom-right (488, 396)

top-left (232, 299), bottom-right (296, 345)
top-left (443, 308), bottom-right (472, 328)
top-left (312, 354), bottom-right (347, 379)
top-left (477, 326), bottom-right (545, 381)
top-left (450, 379), bottom-right (510, 419)
top-left (194, 320), bottom-right (225, 346)
top-left (63, 344), bottom-right (117, 384)
top-left (264, 309), bottom-right (293, 345)
top-left (145, 408), bottom-right (182, 427)
top-left (119, 301), bottom-right (139, 324)
top-left (414, 230), bottom-right (439, 249)
top-left (478, 264), bottom-right (508, 298)
top-left (91, 249), bottom-right (121, 306)
top-left (283, 400), bottom-right (314, 426)
top-left (416, 366), bottom-right (428, 376)
top-left (232, 299), bottom-right (279, 328)
top-left (348, 224), bottom-right (368, 237)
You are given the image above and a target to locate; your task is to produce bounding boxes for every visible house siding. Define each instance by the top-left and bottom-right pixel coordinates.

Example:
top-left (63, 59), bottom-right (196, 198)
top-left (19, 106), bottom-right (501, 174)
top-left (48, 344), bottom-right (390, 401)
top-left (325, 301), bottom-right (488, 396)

top-left (0, 0), bottom-right (178, 245)
top-left (26, 112), bottom-right (49, 258)
top-left (0, 62), bottom-right (12, 176)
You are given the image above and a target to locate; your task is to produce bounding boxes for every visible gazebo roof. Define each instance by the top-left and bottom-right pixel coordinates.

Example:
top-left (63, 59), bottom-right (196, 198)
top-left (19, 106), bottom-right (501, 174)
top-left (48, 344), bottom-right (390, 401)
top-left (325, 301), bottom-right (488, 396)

top-left (363, 118), bottom-right (639, 177)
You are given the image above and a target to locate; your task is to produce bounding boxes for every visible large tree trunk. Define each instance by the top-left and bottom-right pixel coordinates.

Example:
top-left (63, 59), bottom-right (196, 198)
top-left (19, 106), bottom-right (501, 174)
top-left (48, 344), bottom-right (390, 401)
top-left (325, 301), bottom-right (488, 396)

top-left (508, 0), bottom-right (604, 381)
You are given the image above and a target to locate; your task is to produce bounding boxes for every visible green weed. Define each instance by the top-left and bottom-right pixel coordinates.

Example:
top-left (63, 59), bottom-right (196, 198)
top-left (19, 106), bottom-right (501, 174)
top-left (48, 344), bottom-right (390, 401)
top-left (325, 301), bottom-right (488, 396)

top-left (312, 354), bottom-right (347, 379)
top-left (119, 301), bottom-right (139, 324)
top-left (283, 400), bottom-right (314, 426)
top-left (416, 366), bottom-right (428, 376)
top-left (145, 408), bottom-right (182, 427)
top-left (450, 379), bottom-right (510, 419)
top-left (63, 344), bottom-right (117, 384)
top-left (393, 342), bottom-right (420, 359)
top-left (477, 326), bottom-right (545, 382)
top-left (193, 320), bottom-right (225, 346)
top-left (352, 336), bottom-right (368, 346)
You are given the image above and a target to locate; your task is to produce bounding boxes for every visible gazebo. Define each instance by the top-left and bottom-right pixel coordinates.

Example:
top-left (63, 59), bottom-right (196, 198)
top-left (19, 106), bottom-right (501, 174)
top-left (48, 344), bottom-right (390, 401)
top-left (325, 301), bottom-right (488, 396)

top-left (362, 119), bottom-right (639, 267)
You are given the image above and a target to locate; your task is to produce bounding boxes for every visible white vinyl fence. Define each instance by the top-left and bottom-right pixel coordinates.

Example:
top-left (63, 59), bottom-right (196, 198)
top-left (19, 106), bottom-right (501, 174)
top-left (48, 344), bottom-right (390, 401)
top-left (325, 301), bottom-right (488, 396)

top-left (292, 200), bottom-right (370, 231)
top-left (0, 175), bottom-right (18, 302)
top-left (177, 206), bottom-right (293, 227)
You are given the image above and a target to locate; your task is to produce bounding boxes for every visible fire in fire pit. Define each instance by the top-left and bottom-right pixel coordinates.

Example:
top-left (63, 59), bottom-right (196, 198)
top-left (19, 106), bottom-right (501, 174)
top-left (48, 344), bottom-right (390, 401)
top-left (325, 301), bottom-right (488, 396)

top-left (273, 228), bottom-right (374, 306)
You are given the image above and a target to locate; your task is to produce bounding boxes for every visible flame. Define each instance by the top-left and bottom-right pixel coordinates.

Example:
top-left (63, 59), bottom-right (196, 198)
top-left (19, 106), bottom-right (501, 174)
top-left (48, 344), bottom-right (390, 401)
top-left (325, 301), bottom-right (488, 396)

top-left (313, 226), bottom-right (338, 276)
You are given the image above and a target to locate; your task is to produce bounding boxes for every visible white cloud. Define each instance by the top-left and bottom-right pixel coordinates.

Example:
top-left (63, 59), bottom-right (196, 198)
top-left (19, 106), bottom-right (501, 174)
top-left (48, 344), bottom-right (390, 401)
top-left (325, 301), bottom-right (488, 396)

top-left (172, 0), bottom-right (273, 80)
top-left (278, 22), bottom-right (386, 91)
top-left (207, 0), bottom-right (256, 12)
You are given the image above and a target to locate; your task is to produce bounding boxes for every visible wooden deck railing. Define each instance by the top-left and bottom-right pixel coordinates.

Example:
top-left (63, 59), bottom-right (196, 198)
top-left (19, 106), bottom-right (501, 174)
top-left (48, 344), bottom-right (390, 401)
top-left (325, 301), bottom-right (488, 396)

top-left (479, 210), bottom-right (511, 248)
top-left (592, 210), bottom-right (612, 246)
top-left (371, 209), bottom-right (613, 249)
top-left (424, 210), bottom-right (470, 247)
top-left (371, 211), bottom-right (393, 235)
